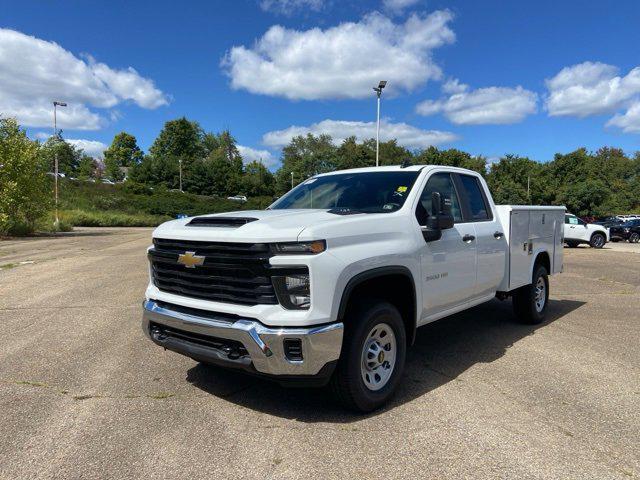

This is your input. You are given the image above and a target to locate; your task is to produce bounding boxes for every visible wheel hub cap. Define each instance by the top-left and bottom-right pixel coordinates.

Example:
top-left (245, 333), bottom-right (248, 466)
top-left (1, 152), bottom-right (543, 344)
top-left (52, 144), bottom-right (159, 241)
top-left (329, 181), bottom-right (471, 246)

top-left (534, 277), bottom-right (546, 312)
top-left (361, 323), bottom-right (397, 391)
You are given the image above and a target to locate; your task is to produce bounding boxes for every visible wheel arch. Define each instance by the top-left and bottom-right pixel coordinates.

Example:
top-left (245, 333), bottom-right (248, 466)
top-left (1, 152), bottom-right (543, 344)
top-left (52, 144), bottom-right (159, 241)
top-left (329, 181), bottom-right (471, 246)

top-left (337, 266), bottom-right (418, 346)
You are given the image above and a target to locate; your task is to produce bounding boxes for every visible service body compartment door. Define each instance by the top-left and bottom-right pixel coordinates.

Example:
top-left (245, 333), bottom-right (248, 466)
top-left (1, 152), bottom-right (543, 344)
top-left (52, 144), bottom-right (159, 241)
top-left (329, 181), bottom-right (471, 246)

top-left (509, 210), bottom-right (531, 290)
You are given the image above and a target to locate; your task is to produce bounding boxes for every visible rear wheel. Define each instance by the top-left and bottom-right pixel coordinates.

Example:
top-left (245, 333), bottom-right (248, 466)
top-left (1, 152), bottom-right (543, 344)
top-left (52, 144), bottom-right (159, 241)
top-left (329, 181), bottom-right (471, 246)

top-left (331, 301), bottom-right (406, 412)
top-left (590, 233), bottom-right (606, 248)
top-left (513, 265), bottom-right (549, 325)
top-left (629, 232), bottom-right (640, 243)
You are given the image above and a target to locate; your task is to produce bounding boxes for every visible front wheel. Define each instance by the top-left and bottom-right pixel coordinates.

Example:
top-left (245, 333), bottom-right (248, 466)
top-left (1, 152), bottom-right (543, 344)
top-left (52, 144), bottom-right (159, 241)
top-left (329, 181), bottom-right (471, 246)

top-left (566, 240), bottom-right (579, 248)
top-left (629, 232), bottom-right (640, 243)
top-left (331, 301), bottom-right (406, 412)
top-left (590, 233), bottom-right (606, 248)
top-left (512, 265), bottom-right (549, 325)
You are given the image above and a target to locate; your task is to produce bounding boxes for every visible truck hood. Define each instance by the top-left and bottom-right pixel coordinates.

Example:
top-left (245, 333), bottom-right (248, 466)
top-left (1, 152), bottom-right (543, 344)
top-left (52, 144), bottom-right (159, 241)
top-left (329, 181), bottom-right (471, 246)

top-left (152, 209), bottom-right (348, 243)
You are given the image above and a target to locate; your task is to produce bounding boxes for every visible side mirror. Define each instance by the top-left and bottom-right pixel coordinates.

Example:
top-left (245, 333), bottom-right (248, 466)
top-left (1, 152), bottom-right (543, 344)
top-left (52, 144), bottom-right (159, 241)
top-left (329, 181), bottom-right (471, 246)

top-left (421, 192), bottom-right (454, 242)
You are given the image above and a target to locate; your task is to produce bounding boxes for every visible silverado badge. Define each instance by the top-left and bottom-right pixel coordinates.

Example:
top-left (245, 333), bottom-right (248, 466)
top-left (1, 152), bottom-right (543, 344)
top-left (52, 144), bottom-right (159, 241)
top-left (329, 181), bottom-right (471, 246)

top-left (177, 251), bottom-right (205, 268)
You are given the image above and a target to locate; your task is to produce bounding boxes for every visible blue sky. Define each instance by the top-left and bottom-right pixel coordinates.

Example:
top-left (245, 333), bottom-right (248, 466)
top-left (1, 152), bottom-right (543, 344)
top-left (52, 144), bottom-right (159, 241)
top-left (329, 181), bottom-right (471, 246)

top-left (2, 0), bottom-right (639, 168)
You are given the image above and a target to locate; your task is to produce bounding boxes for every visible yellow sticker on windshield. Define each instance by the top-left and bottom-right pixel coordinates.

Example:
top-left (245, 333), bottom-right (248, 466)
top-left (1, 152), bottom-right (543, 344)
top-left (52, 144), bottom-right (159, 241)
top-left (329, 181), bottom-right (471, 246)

top-left (397, 186), bottom-right (407, 193)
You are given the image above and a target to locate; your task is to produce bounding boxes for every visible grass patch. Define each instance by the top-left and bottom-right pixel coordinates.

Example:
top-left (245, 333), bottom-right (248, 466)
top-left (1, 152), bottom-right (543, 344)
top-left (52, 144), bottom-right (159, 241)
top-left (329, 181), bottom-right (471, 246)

top-left (52, 179), bottom-right (274, 229)
top-left (60, 209), bottom-right (167, 227)
top-left (0, 263), bottom-right (18, 270)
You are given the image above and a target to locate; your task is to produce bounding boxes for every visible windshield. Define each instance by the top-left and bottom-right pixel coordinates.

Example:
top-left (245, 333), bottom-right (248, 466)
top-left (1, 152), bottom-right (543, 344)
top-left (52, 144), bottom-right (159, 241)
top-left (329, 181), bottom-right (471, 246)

top-left (271, 171), bottom-right (420, 213)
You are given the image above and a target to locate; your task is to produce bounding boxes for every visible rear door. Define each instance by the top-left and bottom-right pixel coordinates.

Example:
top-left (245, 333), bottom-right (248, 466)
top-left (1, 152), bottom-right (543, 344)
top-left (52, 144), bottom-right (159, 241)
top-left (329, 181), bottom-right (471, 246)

top-left (453, 173), bottom-right (507, 298)
top-left (416, 172), bottom-right (477, 318)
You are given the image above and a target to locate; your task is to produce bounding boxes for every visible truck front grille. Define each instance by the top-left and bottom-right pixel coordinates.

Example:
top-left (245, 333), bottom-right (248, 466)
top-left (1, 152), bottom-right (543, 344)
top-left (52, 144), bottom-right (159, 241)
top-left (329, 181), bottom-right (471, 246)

top-left (149, 238), bottom-right (278, 305)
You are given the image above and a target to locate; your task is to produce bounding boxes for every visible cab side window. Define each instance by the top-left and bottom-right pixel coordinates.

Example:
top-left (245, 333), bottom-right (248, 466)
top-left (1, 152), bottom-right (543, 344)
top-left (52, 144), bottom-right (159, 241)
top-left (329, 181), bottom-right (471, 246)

top-left (565, 215), bottom-right (579, 225)
top-left (415, 173), bottom-right (462, 225)
top-left (458, 175), bottom-right (490, 221)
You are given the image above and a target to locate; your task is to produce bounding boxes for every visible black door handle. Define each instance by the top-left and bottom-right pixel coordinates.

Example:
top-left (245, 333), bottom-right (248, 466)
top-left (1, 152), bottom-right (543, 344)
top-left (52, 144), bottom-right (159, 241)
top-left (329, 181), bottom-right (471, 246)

top-left (494, 231), bottom-right (504, 239)
top-left (462, 234), bottom-right (475, 242)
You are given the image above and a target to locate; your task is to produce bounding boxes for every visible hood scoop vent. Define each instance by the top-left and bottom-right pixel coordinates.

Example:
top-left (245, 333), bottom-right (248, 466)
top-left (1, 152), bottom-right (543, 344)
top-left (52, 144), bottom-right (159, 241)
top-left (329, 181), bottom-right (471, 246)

top-left (187, 217), bottom-right (258, 228)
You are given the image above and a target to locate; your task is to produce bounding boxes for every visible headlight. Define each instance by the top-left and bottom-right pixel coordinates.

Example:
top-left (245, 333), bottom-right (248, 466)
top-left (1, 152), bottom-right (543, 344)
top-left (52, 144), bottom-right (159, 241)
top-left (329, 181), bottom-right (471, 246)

top-left (272, 273), bottom-right (310, 309)
top-left (271, 240), bottom-right (326, 254)
top-left (624, 228), bottom-right (630, 232)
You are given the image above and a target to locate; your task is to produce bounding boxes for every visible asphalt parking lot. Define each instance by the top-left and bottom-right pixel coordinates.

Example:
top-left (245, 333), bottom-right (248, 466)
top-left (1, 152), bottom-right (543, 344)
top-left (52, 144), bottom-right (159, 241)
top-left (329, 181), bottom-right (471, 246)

top-left (1, 228), bottom-right (639, 479)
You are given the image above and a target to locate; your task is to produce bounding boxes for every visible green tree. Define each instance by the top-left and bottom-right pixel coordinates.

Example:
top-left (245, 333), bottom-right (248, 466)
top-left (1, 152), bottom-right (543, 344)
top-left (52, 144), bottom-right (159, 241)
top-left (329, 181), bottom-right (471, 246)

top-left (275, 134), bottom-right (337, 194)
top-left (39, 135), bottom-right (82, 176)
top-left (242, 161), bottom-right (275, 197)
top-left (149, 117), bottom-right (205, 163)
top-left (362, 139), bottom-right (413, 166)
top-left (416, 147), bottom-right (487, 175)
top-left (103, 132), bottom-right (143, 181)
top-left (77, 155), bottom-right (98, 180)
top-left (335, 137), bottom-right (375, 170)
top-left (0, 118), bottom-right (50, 234)
top-left (486, 155), bottom-right (548, 204)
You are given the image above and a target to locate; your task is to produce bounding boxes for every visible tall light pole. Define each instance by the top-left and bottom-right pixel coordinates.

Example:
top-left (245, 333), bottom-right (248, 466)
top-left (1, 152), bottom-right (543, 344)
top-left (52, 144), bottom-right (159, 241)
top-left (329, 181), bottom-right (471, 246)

top-left (291, 171), bottom-right (294, 190)
top-left (372, 80), bottom-right (387, 167)
top-left (52, 101), bottom-right (67, 225)
top-left (179, 158), bottom-right (183, 192)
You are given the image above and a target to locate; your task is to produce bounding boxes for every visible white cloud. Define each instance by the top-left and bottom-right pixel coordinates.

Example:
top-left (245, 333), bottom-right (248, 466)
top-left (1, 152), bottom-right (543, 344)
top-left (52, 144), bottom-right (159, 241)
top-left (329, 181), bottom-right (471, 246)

top-left (0, 28), bottom-right (168, 130)
top-left (66, 139), bottom-right (108, 159)
top-left (262, 119), bottom-right (458, 149)
top-left (259, 0), bottom-right (324, 15)
top-left (383, 0), bottom-right (421, 14)
top-left (33, 132), bottom-right (108, 158)
top-left (416, 81), bottom-right (537, 125)
top-left (222, 10), bottom-right (455, 100)
top-left (237, 145), bottom-right (279, 168)
top-left (606, 102), bottom-right (640, 133)
top-left (545, 62), bottom-right (640, 117)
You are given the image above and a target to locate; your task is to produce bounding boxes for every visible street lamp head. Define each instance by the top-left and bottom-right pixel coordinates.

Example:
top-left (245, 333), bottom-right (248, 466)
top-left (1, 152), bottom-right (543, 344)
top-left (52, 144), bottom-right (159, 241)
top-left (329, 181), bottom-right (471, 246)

top-left (53, 101), bottom-right (67, 107)
top-left (378, 80), bottom-right (387, 89)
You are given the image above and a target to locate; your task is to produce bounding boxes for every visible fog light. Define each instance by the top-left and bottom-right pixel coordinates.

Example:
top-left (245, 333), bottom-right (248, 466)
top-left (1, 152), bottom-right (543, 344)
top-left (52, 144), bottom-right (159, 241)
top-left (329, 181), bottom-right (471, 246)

top-left (273, 273), bottom-right (310, 310)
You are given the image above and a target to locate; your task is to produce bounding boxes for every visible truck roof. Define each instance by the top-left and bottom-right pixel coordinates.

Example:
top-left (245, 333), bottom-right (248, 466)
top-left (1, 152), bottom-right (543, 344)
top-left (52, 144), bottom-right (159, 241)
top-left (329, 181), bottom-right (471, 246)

top-left (314, 165), bottom-right (480, 176)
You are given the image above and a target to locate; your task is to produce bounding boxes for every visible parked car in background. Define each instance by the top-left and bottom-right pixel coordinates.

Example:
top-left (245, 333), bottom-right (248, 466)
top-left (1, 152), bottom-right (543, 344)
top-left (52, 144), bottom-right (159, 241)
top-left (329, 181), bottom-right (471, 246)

top-left (564, 213), bottom-right (609, 248)
top-left (227, 195), bottom-right (248, 202)
top-left (593, 216), bottom-right (624, 228)
top-left (609, 219), bottom-right (640, 243)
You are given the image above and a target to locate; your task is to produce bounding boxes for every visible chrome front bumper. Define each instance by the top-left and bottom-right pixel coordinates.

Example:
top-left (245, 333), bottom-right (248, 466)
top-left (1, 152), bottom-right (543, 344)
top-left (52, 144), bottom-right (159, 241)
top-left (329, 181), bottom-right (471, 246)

top-left (142, 300), bottom-right (343, 378)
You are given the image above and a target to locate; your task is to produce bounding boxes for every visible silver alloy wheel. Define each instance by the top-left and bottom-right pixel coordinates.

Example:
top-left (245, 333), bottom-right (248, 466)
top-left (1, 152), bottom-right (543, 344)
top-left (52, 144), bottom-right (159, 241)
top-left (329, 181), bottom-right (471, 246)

top-left (592, 234), bottom-right (605, 247)
top-left (630, 233), bottom-right (640, 243)
top-left (361, 323), bottom-right (397, 391)
top-left (534, 276), bottom-right (546, 313)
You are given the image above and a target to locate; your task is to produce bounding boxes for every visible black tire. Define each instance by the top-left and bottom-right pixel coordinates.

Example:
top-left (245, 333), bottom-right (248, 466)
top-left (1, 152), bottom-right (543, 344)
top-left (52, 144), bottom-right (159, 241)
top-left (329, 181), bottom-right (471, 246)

top-left (330, 300), bottom-right (406, 412)
top-left (629, 232), bottom-right (640, 243)
top-left (590, 232), bottom-right (606, 248)
top-left (512, 265), bottom-right (549, 325)
top-left (566, 240), bottom-right (579, 248)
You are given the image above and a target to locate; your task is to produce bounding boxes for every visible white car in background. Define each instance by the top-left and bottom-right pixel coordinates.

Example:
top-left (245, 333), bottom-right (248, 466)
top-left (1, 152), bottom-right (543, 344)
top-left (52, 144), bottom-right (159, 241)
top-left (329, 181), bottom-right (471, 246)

top-left (564, 213), bottom-right (609, 248)
top-left (227, 195), bottom-right (248, 202)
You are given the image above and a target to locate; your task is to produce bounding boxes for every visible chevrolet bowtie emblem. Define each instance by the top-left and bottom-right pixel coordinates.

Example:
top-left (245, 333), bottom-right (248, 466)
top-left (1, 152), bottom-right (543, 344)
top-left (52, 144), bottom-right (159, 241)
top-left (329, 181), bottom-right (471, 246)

top-left (177, 251), bottom-right (205, 268)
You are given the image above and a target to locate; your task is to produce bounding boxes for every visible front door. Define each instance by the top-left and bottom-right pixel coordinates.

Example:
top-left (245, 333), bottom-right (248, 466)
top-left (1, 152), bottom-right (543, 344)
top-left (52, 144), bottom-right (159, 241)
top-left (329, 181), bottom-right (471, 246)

top-left (565, 214), bottom-right (589, 241)
top-left (416, 172), bottom-right (477, 319)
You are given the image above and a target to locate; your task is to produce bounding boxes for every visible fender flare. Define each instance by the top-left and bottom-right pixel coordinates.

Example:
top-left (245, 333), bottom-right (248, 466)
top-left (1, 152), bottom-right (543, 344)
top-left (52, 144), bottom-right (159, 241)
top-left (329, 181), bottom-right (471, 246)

top-left (337, 266), bottom-right (418, 345)
top-left (530, 249), bottom-right (551, 278)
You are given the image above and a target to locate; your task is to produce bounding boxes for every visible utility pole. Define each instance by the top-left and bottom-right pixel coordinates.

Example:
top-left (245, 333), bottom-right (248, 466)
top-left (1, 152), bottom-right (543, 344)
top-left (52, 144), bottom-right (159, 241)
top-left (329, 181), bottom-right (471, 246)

top-left (179, 158), bottom-right (183, 192)
top-left (52, 101), bottom-right (67, 226)
top-left (527, 175), bottom-right (531, 204)
top-left (372, 81), bottom-right (387, 167)
top-left (291, 171), bottom-right (294, 190)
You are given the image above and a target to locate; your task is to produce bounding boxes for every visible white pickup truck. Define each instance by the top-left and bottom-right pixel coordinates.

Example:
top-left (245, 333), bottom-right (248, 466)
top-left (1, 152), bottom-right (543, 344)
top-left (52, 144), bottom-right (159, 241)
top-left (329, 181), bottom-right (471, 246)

top-left (142, 166), bottom-right (564, 411)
